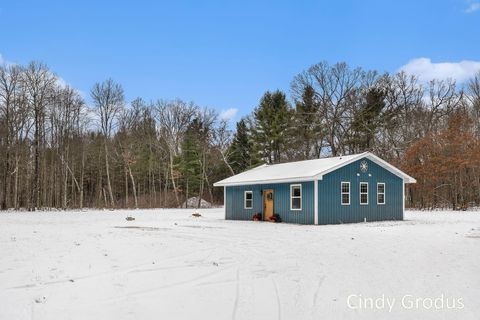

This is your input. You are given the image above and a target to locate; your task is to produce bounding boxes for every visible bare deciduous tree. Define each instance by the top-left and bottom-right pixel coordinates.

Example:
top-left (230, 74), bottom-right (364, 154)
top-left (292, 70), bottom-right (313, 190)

top-left (24, 62), bottom-right (57, 210)
top-left (91, 78), bottom-right (124, 208)
top-left (155, 99), bottom-right (197, 207)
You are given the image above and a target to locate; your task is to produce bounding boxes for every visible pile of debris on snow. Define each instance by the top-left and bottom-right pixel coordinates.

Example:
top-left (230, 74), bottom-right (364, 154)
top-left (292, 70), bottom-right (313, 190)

top-left (182, 197), bottom-right (212, 208)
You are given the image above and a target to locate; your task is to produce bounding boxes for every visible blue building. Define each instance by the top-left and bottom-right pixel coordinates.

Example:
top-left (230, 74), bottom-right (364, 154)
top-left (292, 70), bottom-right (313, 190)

top-left (214, 152), bottom-right (416, 225)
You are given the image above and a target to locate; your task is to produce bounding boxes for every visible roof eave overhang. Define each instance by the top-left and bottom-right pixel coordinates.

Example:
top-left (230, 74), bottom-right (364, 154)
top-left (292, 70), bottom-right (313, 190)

top-left (213, 176), bottom-right (316, 187)
top-left (213, 152), bottom-right (417, 187)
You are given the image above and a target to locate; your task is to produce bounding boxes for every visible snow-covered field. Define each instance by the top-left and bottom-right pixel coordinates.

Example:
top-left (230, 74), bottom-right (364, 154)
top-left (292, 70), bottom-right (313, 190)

top-left (0, 209), bottom-right (479, 320)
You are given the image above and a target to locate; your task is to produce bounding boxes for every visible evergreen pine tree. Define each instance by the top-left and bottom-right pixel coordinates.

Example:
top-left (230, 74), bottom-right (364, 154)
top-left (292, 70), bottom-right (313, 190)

top-left (294, 85), bottom-right (322, 159)
top-left (179, 118), bottom-right (203, 205)
top-left (350, 87), bottom-right (385, 152)
top-left (228, 118), bottom-right (256, 173)
top-left (251, 90), bottom-right (293, 164)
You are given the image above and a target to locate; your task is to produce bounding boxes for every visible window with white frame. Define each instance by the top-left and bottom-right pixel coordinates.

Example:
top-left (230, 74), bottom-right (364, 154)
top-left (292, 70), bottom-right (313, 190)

top-left (244, 191), bottom-right (253, 209)
top-left (377, 183), bottom-right (385, 205)
top-left (290, 184), bottom-right (302, 210)
top-left (341, 182), bottom-right (350, 205)
top-left (360, 182), bottom-right (368, 205)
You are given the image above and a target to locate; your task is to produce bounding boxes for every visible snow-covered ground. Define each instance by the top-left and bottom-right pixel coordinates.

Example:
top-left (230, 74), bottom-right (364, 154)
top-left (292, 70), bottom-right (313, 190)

top-left (0, 209), bottom-right (479, 320)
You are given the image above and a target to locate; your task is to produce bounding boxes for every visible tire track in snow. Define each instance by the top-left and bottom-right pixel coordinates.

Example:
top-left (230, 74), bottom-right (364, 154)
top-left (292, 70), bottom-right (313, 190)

top-left (312, 276), bottom-right (325, 306)
top-left (311, 276), bottom-right (325, 319)
top-left (231, 268), bottom-right (240, 320)
top-left (272, 278), bottom-right (282, 320)
top-left (99, 264), bottom-right (236, 304)
top-left (8, 244), bottom-right (222, 290)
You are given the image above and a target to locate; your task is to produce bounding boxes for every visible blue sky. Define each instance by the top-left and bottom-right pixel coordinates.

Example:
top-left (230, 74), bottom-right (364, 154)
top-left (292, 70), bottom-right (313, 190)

top-left (1, 0), bottom-right (479, 121)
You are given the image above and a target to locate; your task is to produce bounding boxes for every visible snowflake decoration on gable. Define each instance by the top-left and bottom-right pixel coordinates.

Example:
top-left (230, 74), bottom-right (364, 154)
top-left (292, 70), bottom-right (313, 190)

top-left (360, 160), bottom-right (368, 173)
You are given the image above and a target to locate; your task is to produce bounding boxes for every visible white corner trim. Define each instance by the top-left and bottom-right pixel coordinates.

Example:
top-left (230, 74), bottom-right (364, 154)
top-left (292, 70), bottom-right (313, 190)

top-left (224, 186), bottom-right (226, 219)
top-left (314, 179), bottom-right (318, 225)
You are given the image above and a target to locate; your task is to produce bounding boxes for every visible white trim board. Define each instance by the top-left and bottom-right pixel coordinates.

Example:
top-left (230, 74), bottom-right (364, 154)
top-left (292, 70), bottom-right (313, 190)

top-left (314, 153), bottom-right (416, 184)
top-left (314, 179), bottom-right (318, 225)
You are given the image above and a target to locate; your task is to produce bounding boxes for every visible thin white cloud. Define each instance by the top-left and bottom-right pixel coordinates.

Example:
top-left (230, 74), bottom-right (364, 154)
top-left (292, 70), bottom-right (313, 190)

top-left (219, 108), bottom-right (238, 121)
top-left (0, 54), bottom-right (9, 66)
top-left (55, 76), bottom-right (68, 88)
top-left (399, 58), bottom-right (480, 83)
top-left (55, 76), bottom-right (86, 98)
top-left (465, 1), bottom-right (480, 13)
top-left (0, 53), bottom-right (16, 67)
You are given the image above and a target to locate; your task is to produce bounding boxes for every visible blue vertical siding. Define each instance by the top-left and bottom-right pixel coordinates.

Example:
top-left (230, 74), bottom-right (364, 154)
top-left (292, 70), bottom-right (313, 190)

top-left (226, 181), bottom-right (314, 224)
top-left (317, 157), bottom-right (403, 224)
top-left (225, 157), bottom-right (404, 225)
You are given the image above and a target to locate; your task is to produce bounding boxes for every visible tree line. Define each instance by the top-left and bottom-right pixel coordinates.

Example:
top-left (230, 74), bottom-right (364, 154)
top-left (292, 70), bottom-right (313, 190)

top-left (0, 62), bottom-right (232, 210)
top-left (229, 62), bottom-right (480, 210)
top-left (1, 61), bottom-right (479, 210)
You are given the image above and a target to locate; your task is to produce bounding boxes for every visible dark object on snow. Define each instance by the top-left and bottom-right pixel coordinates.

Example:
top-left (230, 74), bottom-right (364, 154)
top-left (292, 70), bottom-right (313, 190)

top-left (269, 214), bottom-right (282, 223)
top-left (125, 216), bottom-right (135, 221)
top-left (252, 213), bottom-right (262, 221)
top-left (192, 213), bottom-right (202, 217)
top-left (35, 296), bottom-right (46, 304)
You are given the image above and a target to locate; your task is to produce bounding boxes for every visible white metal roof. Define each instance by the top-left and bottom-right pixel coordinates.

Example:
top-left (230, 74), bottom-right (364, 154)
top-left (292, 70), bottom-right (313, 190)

top-left (213, 152), bottom-right (416, 187)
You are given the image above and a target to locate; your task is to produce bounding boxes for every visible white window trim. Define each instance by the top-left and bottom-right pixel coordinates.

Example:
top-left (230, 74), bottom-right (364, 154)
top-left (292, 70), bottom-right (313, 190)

top-left (290, 184), bottom-right (302, 211)
top-left (360, 182), bottom-right (368, 205)
top-left (341, 181), bottom-right (350, 205)
top-left (377, 183), bottom-right (385, 205)
top-left (244, 191), bottom-right (253, 209)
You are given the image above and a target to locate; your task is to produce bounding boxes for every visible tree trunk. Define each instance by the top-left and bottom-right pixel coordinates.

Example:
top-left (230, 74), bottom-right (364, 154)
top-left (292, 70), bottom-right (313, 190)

top-left (104, 142), bottom-right (115, 208)
top-left (102, 188), bottom-right (108, 207)
top-left (220, 150), bottom-right (235, 175)
top-left (33, 102), bottom-right (40, 210)
top-left (185, 179), bottom-right (189, 208)
top-left (63, 150), bottom-right (69, 209)
top-left (169, 153), bottom-right (180, 207)
top-left (164, 167), bottom-right (169, 207)
top-left (63, 158), bottom-right (68, 209)
top-left (2, 105), bottom-right (10, 210)
top-left (198, 154), bottom-right (206, 209)
top-left (128, 165), bottom-right (138, 209)
top-left (204, 169), bottom-right (214, 203)
top-left (79, 146), bottom-right (85, 209)
top-left (124, 167), bottom-right (129, 208)
top-left (13, 154), bottom-right (19, 210)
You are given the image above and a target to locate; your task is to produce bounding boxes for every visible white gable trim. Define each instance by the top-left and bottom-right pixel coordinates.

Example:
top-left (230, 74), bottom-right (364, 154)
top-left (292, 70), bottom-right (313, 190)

top-left (214, 152), bottom-right (416, 187)
top-left (314, 152), bottom-right (416, 184)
